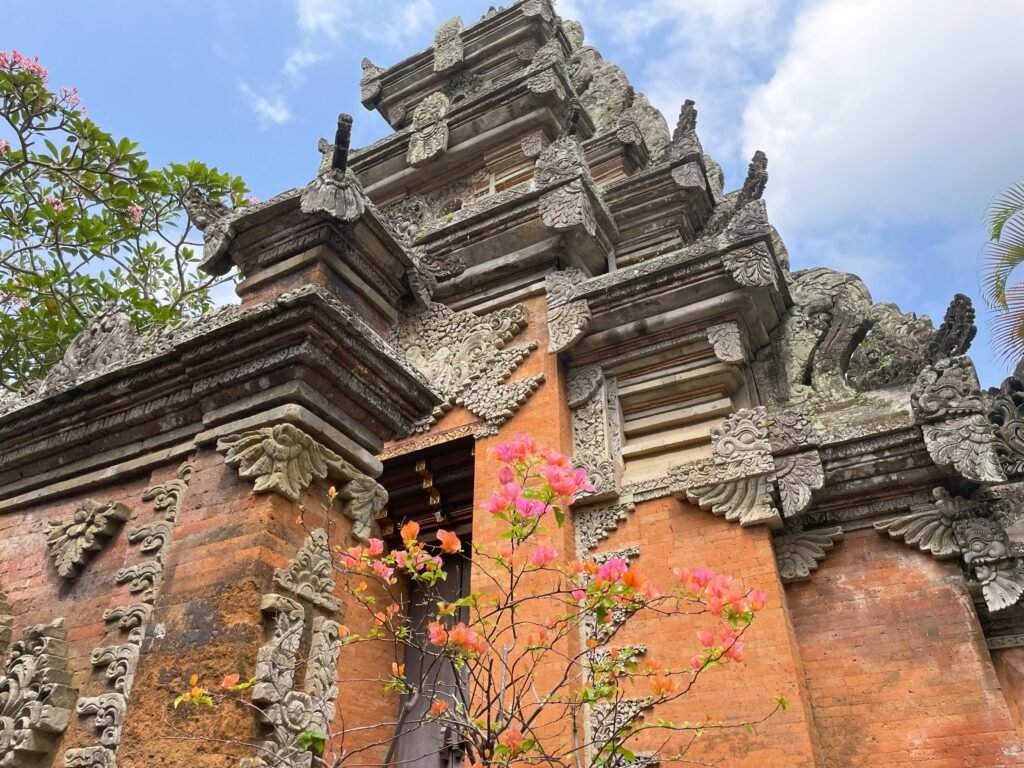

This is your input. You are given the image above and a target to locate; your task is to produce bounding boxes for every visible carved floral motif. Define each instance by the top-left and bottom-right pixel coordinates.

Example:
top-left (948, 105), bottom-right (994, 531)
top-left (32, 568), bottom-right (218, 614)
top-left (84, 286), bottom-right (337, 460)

top-left (546, 268), bottom-right (591, 353)
top-left (773, 526), bottom-right (843, 582)
top-left (45, 500), bottom-right (131, 579)
top-left (774, 451), bottom-right (824, 518)
top-left (273, 529), bottom-right (344, 613)
top-left (921, 415), bottom-right (1006, 484)
top-left (407, 93), bottom-right (450, 167)
top-left (706, 322), bottom-right (745, 364)
top-left (954, 516), bottom-right (1024, 612)
top-left (910, 356), bottom-right (986, 423)
top-left (874, 488), bottom-right (969, 558)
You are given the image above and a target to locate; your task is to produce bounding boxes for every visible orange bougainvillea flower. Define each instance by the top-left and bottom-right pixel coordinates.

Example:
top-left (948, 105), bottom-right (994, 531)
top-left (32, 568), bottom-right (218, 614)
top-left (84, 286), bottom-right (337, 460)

top-left (429, 700), bottom-right (450, 717)
top-left (392, 662), bottom-right (405, 677)
top-left (221, 673), bottom-right (240, 689)
top-left (498, 727), bottom-right (526, 755)
top-left (401, 520), bottom-right (420, 542)
top-left (437, 528), bottom-right (462, 554)
top-left (650, 675), bottom-right (679, 697)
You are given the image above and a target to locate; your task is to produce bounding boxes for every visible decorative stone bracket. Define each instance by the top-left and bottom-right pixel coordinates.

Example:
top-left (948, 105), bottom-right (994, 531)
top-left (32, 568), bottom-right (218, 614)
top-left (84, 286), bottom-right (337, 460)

top-left (546, 267), bottom-right (591, 354)
top-left (773, 526), bottom-right (844, 582)
top-left (45, 500), bottom-right (131, 579)
top-left (568, 365), bottom-right (623, 502)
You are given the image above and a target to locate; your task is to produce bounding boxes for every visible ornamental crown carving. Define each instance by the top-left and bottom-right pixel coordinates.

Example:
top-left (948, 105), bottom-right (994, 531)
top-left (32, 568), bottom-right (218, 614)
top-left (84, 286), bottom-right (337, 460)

top-left (433, 16), bottom-right (464, 72)
top-left (217, 423), bottom-right (359, 501)
top-left (45, 500), bottom-right (131, 579)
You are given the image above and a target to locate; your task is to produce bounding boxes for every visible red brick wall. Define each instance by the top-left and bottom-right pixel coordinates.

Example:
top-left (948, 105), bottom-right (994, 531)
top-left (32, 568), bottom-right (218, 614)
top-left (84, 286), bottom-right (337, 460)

top-left (788, 528), bottom-right (1024, 767)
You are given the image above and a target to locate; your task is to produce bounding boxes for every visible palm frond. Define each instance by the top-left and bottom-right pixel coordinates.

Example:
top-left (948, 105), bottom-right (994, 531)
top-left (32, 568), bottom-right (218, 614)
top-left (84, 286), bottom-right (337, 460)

top-left (986, 181), bottom-right (1024, 241)
top-left (981, 216), bottom-right (1024, 309)
top-left (992, 283), bottom-right (1024, 364)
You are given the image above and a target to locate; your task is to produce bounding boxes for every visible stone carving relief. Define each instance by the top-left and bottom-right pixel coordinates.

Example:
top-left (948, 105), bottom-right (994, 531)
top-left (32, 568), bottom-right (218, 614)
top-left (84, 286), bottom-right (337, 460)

top-left (568, 365), bottom-right (621, 500)
top-left (433, 17), bottom-right (464, 73)
top-left (66, 462), bottom-right (192, 767)
top-left (301, 113), bottom-right (367, 224)
top-left (45, 500), bottom-right (131, 579)
top-left (921, 416), bottom-right (1006, 485)
top-left (990, 373), bottom-right (1024, 478)
top-left (359, 58), bottom-right (383, 108)
top-left (721, 242), bottom-right (777, 289)
top-left (218, 423), bottom-right (357, 501)
top-left (535, 136), bottom-right (596, 236)
top-left (42, 310), bottom-right (135, 395)
top-left (773, 526), bottom-right (844, 582)
top-left (393, 301), bottom-right (544, 437)
top-left (575, 501), bottom-right (636, 553)
top-left (0, 592), bottom-right (11, 660)
top-left (774, 451), bottom-right (824, 519)
top-left (910, 356), bottom-right (987, 422)
top-left (874, 488), bottom-right (969, 558)
top-left (407, 93), bottom-right (450, 168)
top-left (667, 408), bottom-right (782, 528)
top-left (546, 268), bottom-right (591, 353)
top-left (526, 39), bottom-right (568, 97)
top-left (182, 187), bottom-right (235, 270)
top-left (706, 322), bottom-right (746, 364)
top-left (954, 516), bottom-right (1024, 612)
top-left (0, 619), bottom-right (77, 766)
top-left (273, 529), bottom-right (344, 613)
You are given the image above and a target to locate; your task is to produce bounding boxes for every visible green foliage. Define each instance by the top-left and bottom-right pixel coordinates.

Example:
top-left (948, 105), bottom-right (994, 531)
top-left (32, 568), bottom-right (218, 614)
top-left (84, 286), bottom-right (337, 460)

top-left (982, 181), bottom-right (1024, 366)
top-left (0, 51), bottom-right (247, 389)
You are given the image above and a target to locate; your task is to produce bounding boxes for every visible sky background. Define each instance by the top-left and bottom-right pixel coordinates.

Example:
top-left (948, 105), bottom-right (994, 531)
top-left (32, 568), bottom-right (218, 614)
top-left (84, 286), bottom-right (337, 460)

top-left (3, 0), bottom-right (1023, 386)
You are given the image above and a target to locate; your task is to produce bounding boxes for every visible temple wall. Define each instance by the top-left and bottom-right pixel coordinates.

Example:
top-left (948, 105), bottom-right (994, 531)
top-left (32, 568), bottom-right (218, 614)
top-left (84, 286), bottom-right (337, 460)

top-left (788, 529), bottom-right (1024, 767)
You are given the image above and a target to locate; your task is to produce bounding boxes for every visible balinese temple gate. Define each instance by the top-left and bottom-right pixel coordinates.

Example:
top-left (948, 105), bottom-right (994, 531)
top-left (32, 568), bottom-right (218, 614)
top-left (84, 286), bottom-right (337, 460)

top-left (2, 2), bottom-right (1024, 766)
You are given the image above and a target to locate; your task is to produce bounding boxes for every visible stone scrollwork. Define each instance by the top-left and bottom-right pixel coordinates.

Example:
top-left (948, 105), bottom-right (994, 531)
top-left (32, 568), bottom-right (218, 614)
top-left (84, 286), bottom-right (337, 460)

top-left (874, 487), bottom-right (968, 558)
top-left (45, 500), bottom-right (131, 579)
top-left (433, 16), bottom-right (464, 72)
top-left (706, 322), bottom-right (746, 364)
top-left (684, 474), bottom-right (779, 528)
top-left (0, 619), bottom-right (77, 765)
top-left (273, 529), bottom-right (345, 613)
top-left (546, 268), bottom-right (591, 353)
top-left (536, 136), bottom-right (597, 236)
top-left (407, 93), bottom-right (450, 168)
top-left (76, 693), bottom-right (126, 749)
top-left (217, 423), bottom-right (359, 502)
top-left (921, 415), bottom-right (1006, 484)
top-left (568, 366), bottom-right (621, 501)
top-left (774, 451), bottom-right (824, 518)
top-left (721, 242), bottom-right (776, 289)
top-left (393, 301), bottom-right (543, 436)
top-left (773, 526), bottom-right (844, 582)
top-left (42, 310), bottom-right (135, 395)
top-left (954, 516), bottom-right (1024, 612)
top-left (335, 474), bottom-right (389, 543)
top-left (575, 501), bottom-right (636, 553)
top-left (64, 746), bottom-right (118, 767)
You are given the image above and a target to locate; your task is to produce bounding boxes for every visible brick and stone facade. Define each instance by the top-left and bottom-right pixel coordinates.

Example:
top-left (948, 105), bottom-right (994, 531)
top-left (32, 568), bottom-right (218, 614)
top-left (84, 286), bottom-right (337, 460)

top-left (2, 1), bottom-right (1024, 766)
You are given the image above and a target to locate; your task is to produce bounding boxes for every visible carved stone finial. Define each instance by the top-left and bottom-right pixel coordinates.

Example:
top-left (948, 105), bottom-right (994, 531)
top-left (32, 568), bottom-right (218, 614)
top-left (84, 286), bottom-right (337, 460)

top-left (182, 187), bottom-right (231, 232)
top-left (433, 16), bottom-right (465, 73)
top-left (273, 529), bottom-right (344, 612)
top-left (360, 57), bottom-right (384, 108)
top-left (217, 423), bottom-right (359, 501)
top-left (562, 19), bottom-right (585, 49)
top-left (739, 150), bottom-right (768, 205)
top-left (301, 114), bottom-right (367, 223)
top-left (673, 99), bottom-right (697, 144)
top-left (546, 268), bottom-right (591, 353)
top-left (45, 500), bottom-right (131, 579)
top-left (407, 93), bottom-right (450, 167)
top-left (773, 526), bottom-right (844, 582)
top-left (927, 293), bottom-right (977, 362)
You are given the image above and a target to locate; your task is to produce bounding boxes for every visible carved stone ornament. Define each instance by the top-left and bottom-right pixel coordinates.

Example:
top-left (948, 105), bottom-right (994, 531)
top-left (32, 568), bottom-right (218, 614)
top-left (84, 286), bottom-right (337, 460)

top-left (738, 150), bottom-right (768, 205)
top-left (954, 516), bottom-right (1024, 612)
top-left (767, 408), bottom-right (817, 454)
top-left (0, 592), bottom-right (11, 660)
top-left (433, 16), bottom-right (464, 72)
top-left (42, 310), bottom-right (135, 394)
top-left (685, 474), bottom-right (779, 528)
top-left (990, 373), bottom-right (1024, 478)
top-left (217, 423), bottom-right (360, 501)
top-left (847, 302), bottom-right (937, 392)
top-left (721, 242), bottom-right (776, 289)
top-left (76, 692), bottom-right (126, 749)
top-left (874, 487), bottom-right (969, 558)
top-left (273, 529), bottom-right (344, 613)
top-left (393, 301), bottom-right (544, 435)
top-left (773, 526), bottom-right (843, 582)
top-left (568, 366), bottom-right (621, 499)
top-left (45, 500), bottom-right (131, 579)
top-left (706, 322), bottom-right (745, 364)
top-left (0, 619), bottom-right (77, 765)
top-left (336, 474), bottom-right (389, 542)
top-left (407, 93), bottom-right (450, 168)
top-left (382, 194), bottom-right (429, 244)
top-left (926, 292), bottom-right (977, 362)
top-left (246, 593), bottom-right (343, 768)
top-left (301, 113), bottom-right (367, 224)
top-left (921, 415), bottom-right (1006, 484)
top-left (575, 501), bottom-right (636, 553)
top-left (359, 57), bottom-right (383, 108)
top-left (910, 356), bottom-right (986, 423)
top-left (546, 268), bottom-right (591, 353)
top-left (536, 136), bottom-right (596, 235)
top-left (64, 746), bottom-right (118, 767)
top-left (181, 187), bottom-right (235, 269)
top-left (774, 451), bottom-right (824, 518)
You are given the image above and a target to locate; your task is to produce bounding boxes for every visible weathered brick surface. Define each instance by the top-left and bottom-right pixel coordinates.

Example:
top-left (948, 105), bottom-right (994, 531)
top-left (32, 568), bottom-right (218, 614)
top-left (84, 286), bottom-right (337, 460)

top-left (788, 529), bottom-right (1024, 767)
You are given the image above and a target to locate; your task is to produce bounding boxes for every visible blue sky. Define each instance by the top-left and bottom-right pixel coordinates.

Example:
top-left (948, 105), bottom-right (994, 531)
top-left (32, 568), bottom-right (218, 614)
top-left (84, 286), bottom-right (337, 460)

top-left (4, 0), bottom-right (1024, 386)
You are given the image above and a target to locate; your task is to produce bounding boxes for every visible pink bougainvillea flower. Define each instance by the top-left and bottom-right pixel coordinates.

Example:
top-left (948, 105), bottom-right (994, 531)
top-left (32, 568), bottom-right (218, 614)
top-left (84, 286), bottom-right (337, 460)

top-left (528, 544), bottom-right (558, 567)
top-left (650, 675), bottom-right (679, 697)
top-left (497, 727), bottom-right (525, 755)
top-left (515, 496), bottom-right (547, 519)
top-left (246, 195), bottom-right (260, 206)
top-left (749, 589), bottom-right (767, 611)
top-left (697, 630), bottom-right (716, 648)
top-left (428, 621), bottom-right (447, 645)
top-left (571, 588), bottom-right (586, 601)
top-left (725, 639), bottom-right (746, 662)
top-left (498, 465), bottom-right (514, 484)
top-left (366, 538), bottom-right (385, 557)
top-left (43, 195), bottom-right (65, 212)
top-left (437, 529), bottom-right (461, 554)
top-left (372, 560), bottom-right (394, 582)
top-left (595, 557), bottom-right (628, 584)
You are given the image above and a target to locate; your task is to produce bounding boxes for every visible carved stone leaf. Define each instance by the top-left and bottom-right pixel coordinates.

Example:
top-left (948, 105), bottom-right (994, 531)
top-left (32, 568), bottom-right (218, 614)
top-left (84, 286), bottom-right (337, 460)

top-left (721, 242), bottom-right (776, 288)
top-left (773, 526), bottom-right (843, 582)
top-left (921, 415), bottom-right (1006, 484)
top-left (217, 423), bottom-right (358, 501)
top-left (539, 182), bottom-right (597, 235)
top-left (273, 529), bottom-right (344, 612)
top-left (686, 475), bottom-right (780, 528)
top-left (774, 451), bottom-right (824, 518)
top-left (990, 374), bottom-right (1024, 478)
top-left (45, 500), bottom-right (131, 579)
top-left (706, 322), bottom-right (745, 364)
top-left (337, 474), bottom-right (388, 543)
top-left (546, 268), bottom-right (591, 353)
top-left (873, 488), bottom-right (965, 558)
top-left (567, 365), bottom-right (603, 409)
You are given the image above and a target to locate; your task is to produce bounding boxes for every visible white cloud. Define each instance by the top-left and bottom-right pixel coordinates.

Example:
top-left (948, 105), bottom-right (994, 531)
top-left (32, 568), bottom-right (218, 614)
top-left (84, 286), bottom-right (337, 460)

top-left (283, 46), bottom-right (324, 77)
top-left (742, 0), bottom-right (1024, 237)
top-left (295, 0), bottom-right (350, 39)
top-left (237, 83), bottom-right (293, 127)
top-left (293, 0), bottom-right (434, 47)
top-left (362, 0), bottom-right (435, 47)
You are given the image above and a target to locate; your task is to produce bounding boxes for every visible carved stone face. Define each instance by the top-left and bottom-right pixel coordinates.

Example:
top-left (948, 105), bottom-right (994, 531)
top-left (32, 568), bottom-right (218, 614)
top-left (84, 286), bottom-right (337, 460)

top-left (412, 93), bottom-right (449, 131)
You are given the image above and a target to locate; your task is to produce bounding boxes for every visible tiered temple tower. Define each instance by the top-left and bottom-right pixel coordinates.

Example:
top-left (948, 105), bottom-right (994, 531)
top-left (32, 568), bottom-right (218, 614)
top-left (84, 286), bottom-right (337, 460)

top-left (2, 2), bottom-right (1024, 766)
